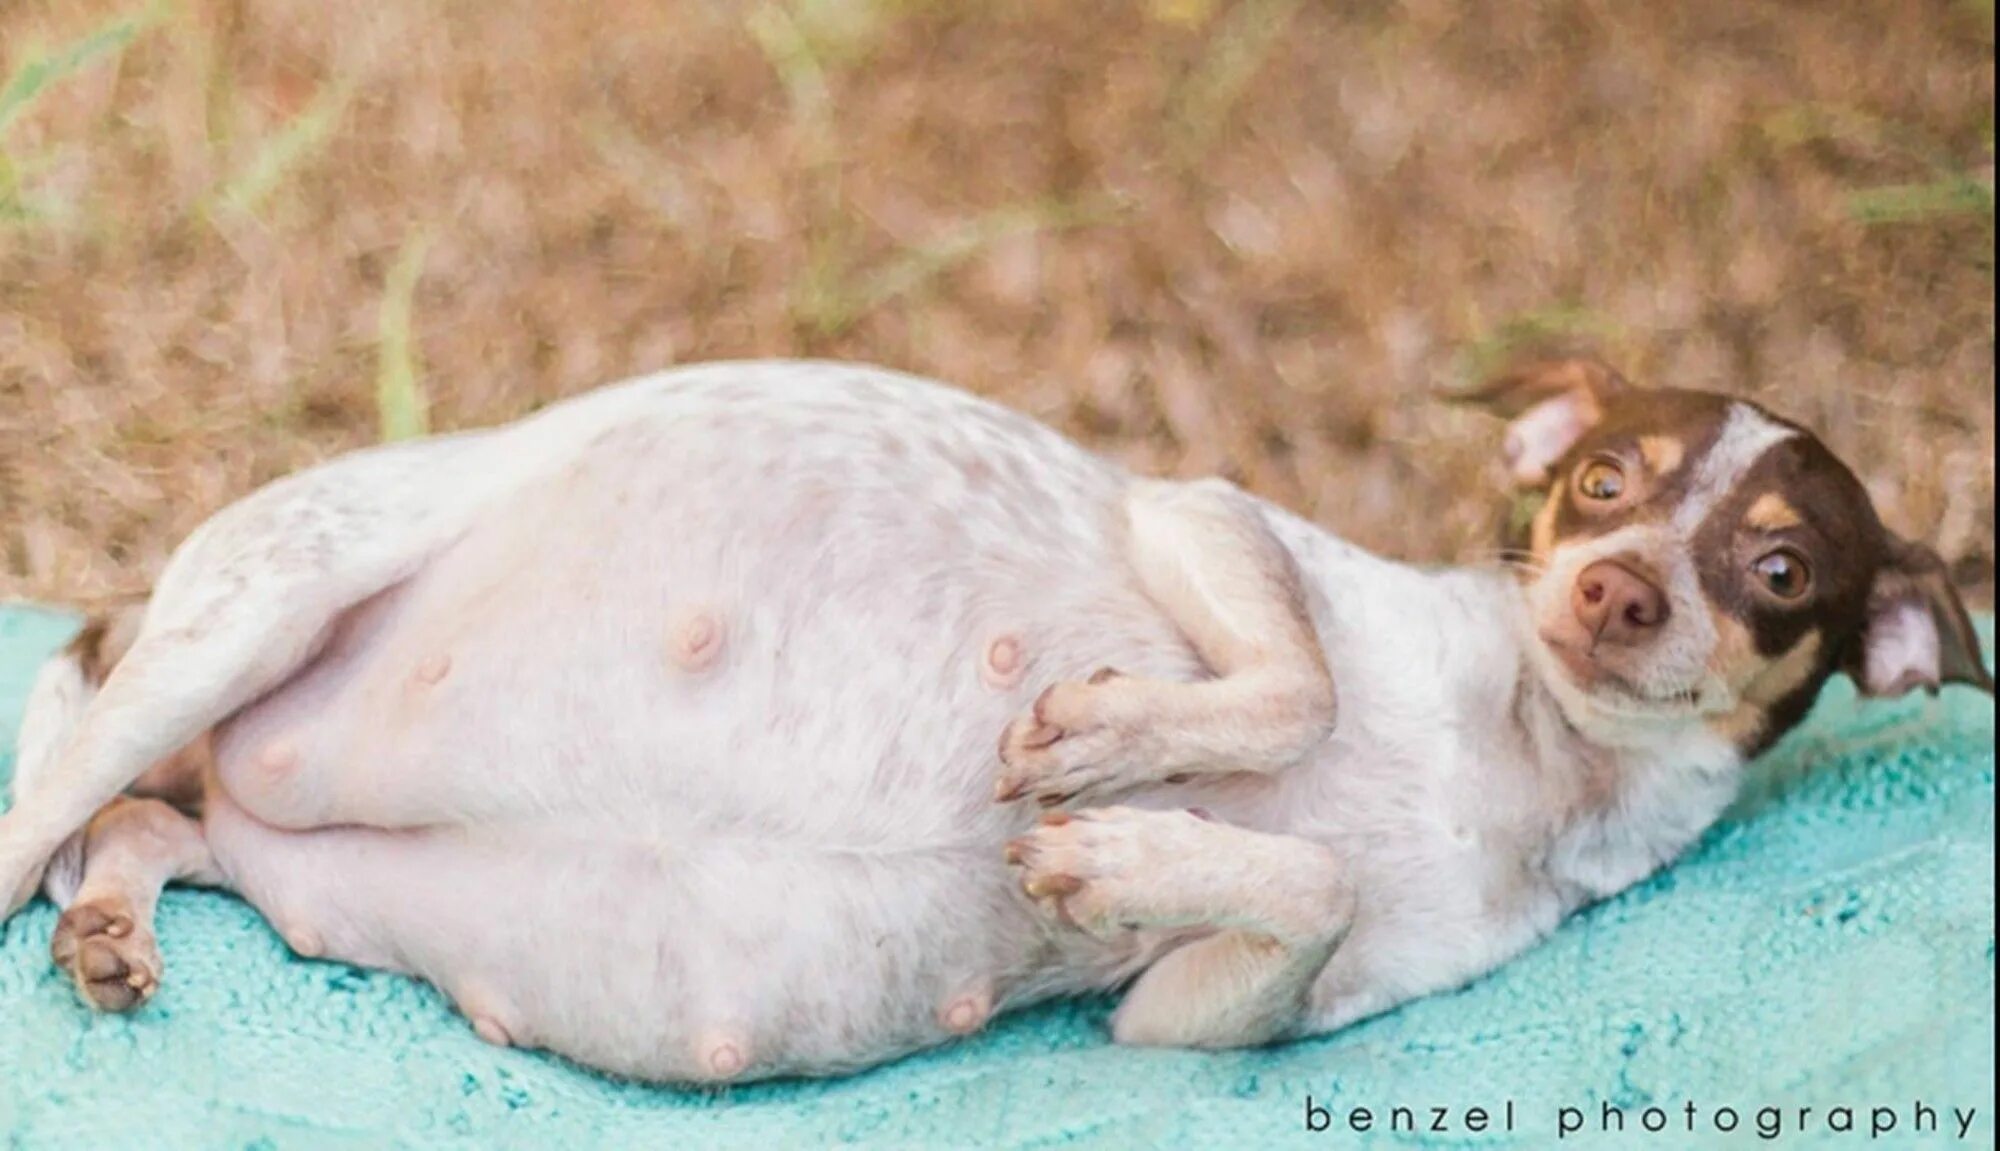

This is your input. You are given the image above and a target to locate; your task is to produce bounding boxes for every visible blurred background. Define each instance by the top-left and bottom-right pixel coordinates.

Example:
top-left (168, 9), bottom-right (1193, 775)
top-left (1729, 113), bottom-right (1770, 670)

top-left (0, 0), bottom-right (1993, 610)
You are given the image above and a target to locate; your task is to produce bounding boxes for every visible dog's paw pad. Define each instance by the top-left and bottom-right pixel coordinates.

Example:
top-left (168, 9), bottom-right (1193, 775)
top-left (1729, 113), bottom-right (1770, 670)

top-left (51, 899), bottom-right (160, 1012)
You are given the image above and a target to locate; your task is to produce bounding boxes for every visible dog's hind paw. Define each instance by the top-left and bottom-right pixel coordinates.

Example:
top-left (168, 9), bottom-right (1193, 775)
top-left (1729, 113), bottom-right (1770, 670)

top-left (51, 898), bottom-right (161, 1012)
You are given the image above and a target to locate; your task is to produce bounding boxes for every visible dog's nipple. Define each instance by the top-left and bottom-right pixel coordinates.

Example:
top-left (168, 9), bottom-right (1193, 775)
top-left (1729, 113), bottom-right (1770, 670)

top-left (697, 1032), bottom-right (749, 1081)
top-left (258, 741), bottom-right (298, 778)
top-left (413, 653), bottom-right (452, 686)
top-left (672, 610), bottom-right (725, 674)
top-left (982, 635), bottom-right (1026, 690)
top-left (283, 924), bottom-right (325, 959)
top-left (938, 983), bottom-right (994, 1035)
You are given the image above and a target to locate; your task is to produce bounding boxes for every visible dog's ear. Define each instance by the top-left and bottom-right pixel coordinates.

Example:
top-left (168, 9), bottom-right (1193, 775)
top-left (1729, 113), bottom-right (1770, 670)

top-left (1844, 535), bottom-right (1993, 698)
top-left (1451, 355), bottom-right (1631, 487)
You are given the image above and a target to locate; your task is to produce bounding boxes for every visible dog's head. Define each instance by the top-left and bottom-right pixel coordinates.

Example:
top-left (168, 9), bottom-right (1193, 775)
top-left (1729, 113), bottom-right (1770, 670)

top-left (1460, 354), bottom-right (1991, 753)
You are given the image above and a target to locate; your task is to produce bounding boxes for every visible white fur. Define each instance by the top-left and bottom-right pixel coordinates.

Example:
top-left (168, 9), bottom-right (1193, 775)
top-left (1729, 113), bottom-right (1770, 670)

top-left (4, 361), bottom-right (1777, 1080)
top-left (1672, 404), bottom-right (1796, 532)
top-left (1504, 392), bottom-right (1596, 484)
top-left (12, 654), bottom-right (94, 906)
top-left (1860, 599), bottom-right (1942, 697)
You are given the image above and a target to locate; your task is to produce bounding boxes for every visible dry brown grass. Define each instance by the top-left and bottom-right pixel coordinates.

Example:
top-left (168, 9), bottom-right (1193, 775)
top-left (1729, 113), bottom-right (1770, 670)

top-left (2, 0), bottom-right (1993, 610)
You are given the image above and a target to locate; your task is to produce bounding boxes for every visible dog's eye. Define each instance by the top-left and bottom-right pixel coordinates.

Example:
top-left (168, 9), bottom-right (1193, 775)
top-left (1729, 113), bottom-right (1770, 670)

top-left (1751, 549), bottom-right (1812, 601)
top-left (1574, 459), bottom-right (1626, 503)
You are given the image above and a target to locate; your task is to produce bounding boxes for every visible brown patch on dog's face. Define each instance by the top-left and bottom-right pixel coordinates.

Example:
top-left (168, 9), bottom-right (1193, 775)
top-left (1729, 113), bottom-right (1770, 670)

top-left (1529, 393), bottom-right (1894, 748)
top-left (1462, 359), bottom-right (1994, 754)
top-left (1707, 624), bottom-right (1824, 749)
top-left (1464, 355), bottom-right (1990, 754)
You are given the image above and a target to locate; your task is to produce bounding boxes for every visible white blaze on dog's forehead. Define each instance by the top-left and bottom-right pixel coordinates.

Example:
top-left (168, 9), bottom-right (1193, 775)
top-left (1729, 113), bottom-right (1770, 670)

top-left (1672, 404), bottom-right (1797, 532)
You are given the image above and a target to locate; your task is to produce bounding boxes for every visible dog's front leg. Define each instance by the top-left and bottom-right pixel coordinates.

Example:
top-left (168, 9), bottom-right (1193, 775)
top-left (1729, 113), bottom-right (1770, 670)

top-left (996, 479), bottom-right (1337, 806)
top-left (1007, 807), bottom-right (1352, 1048)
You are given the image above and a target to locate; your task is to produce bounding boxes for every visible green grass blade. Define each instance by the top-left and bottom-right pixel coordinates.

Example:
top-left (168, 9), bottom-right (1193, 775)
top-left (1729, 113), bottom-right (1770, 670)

top-left (209, 80), bottom-right (353, 219)
top-left (1167, 0), bottom-right (1303, 166)
top-left (818, 196), bottom-right (1128, 335)
top-left (375, 233), bottom-right (432, 443)
top-left (1847, 176), bottom-right (1995, 225)
top-left (1454, 305), bottom-right (1625, 386)
top-left (0, 5), bottom-right (161, 135)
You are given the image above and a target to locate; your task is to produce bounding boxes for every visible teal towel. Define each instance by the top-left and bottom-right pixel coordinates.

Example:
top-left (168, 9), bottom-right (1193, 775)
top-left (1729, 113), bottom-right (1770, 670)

top-left (1, 605), bottom-right (1992, 1149)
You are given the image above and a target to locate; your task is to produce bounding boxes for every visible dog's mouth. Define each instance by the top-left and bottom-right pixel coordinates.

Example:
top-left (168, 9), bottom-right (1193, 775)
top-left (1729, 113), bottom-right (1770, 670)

top-left (1536, 627), bottom-right (1705, 712)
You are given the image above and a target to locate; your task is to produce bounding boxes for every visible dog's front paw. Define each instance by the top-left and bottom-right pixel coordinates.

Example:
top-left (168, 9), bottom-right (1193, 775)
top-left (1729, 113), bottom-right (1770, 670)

top-left (51, 898), bottom-right (160, 1012)
top-left (1004, 807), bottom-right (1205, 939)
top-left (994, 670), bottom-right (1156, 806)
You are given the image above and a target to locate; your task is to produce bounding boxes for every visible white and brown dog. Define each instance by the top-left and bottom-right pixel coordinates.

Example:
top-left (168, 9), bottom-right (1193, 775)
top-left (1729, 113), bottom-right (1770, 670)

top-left (2, 356), bottom-right (1990, 1082)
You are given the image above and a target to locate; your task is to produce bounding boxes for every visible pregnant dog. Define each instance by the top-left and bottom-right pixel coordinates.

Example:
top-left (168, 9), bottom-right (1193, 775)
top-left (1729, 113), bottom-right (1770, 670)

top-left (3, 357), bottom-right (1989, 1082)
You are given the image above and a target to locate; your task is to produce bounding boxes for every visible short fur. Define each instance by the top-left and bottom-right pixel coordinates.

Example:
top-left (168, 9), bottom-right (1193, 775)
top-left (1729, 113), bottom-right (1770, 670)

top-left (1, 358), bottom-right (1988, 1081)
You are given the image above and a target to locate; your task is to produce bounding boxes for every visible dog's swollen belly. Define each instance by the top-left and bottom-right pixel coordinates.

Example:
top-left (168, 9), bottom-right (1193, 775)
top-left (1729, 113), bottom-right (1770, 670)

top-left (201, 793), bottom-right (1088, 1080)
top-left (198, 367), bottom-right (1209, 1079)
top-left (22, 358), bottom-right (1980, 1081)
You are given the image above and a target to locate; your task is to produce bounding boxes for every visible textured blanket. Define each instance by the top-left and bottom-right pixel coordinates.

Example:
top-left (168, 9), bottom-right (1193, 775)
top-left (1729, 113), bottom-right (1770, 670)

top-left (0, 604), bottom-right (1992, 1149)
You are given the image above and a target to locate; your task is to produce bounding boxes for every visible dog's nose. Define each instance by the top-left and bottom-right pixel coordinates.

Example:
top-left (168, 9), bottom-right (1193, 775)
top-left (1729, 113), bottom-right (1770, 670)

top-left (1572, 559), bottom-right (1669, 646)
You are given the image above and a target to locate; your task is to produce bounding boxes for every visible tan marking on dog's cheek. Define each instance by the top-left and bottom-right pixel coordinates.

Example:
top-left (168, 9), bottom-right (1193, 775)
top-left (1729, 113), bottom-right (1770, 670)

top-left (1704, 616), bottom-right (1766, 745)
top-left (1639, 435), bottom-right (1685, 476)
top-left (1743, 631), bottom-right (1823, 704)
top-left (1708, 630), bottom-right (1824, 746)
top-left (1709, 700), bottom-right (1766, 747)
top-left (1709, 615), bottom-right (1761, 689)
top-left (1744, 493), bottom-right (1804, 532)
top-left (1529, 489), bottom-right (1562, 566)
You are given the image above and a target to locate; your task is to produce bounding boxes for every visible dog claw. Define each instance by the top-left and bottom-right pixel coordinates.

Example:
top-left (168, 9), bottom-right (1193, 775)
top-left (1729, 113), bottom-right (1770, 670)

top-left (1007, 807), bottom-right (1183, 939)
top-left (1023, 873), bottom-right (1083, 899)
top-left (995, 674), bottom-right (1151, 806)
top-left (1017, 723), bottom-right (1064, 752)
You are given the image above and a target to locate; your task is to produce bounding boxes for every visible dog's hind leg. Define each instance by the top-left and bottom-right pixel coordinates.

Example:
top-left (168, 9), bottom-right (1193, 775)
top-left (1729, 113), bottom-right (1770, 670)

top-left (0, 436), bottom-right (495, 917)
top-left (1007, 806), bottom-right (1352, 1047)
top-left (50, 796), bottom-right (221, 1011)
top-left (996, 478), bottom-right (1337, 805)
top-left (12, 606), bottom-right (212, 910)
